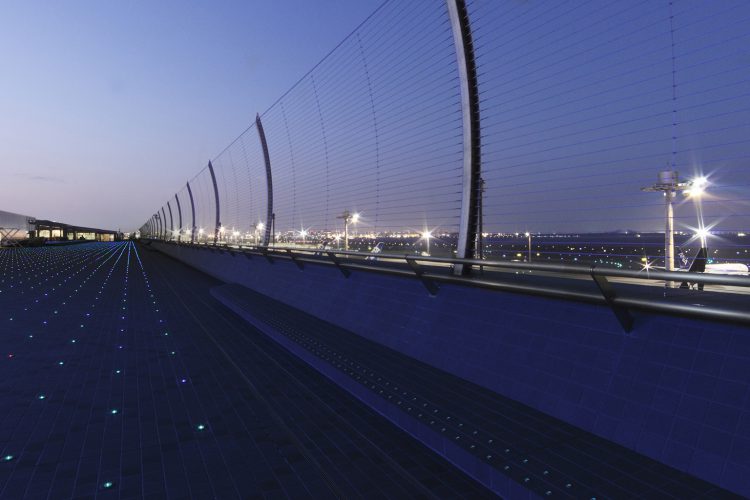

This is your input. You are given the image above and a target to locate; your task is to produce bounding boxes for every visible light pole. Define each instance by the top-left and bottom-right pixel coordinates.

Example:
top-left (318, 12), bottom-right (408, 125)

top-left (525, 232), bottom-right (531, 262)
top-left (337, 211), bottom-right (359, 251)
top-left (642, 170), bottom-right (691, 273)
top-left (421, 230), bottom-right (433, 255)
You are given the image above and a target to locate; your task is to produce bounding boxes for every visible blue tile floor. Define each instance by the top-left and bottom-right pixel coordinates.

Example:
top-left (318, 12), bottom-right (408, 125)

top-left (0, 242), bottom-right (494, 499)
top-left (211, 283), bottom-right (742, 499)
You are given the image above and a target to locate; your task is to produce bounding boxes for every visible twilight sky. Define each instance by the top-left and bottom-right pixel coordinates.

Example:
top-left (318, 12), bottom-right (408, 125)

top-left (0, 0), bottom-right (380, 230)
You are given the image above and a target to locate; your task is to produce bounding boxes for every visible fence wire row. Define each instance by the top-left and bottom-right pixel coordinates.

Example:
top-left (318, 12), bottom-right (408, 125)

top-left (140, 0), bottom-right (750, 273)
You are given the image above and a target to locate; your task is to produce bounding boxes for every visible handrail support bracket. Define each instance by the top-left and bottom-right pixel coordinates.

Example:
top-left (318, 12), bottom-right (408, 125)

top-left (327, 252), bottom-right (351, 278)
top-left (591, 267), bottom-right (633, 332)
top-left (286, 249), bottom-right (304, 270)
top-left (407, 258), bottom-right (439, 296)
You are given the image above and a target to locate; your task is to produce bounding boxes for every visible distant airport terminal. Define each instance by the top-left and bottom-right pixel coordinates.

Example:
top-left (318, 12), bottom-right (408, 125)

top-left (0, 209), bottom-right (121, 245)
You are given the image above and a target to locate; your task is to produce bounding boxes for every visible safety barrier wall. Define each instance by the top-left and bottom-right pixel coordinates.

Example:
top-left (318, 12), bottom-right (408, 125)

top-left (151, 240), bottom-right (750, 497)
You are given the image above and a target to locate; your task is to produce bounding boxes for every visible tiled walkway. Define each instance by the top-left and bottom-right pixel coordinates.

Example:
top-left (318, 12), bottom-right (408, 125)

top-left (212, 277), bottom-right (742, 498)
top-left (0, 242), bottom-right (493, 499)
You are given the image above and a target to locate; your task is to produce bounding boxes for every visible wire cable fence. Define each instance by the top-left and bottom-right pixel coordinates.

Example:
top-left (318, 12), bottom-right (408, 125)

top-left (140, 0), bottom-right (750, 275)
top-left (469, 0), bottom-right (750, 271)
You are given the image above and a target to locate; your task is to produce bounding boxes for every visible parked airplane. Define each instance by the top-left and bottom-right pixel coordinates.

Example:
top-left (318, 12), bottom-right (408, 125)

top-left (365, 242), bottom-right (385, 261)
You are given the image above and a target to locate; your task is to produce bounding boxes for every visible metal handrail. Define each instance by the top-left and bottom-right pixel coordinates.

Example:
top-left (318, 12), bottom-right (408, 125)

top-left (144, 239), bottom-right (750, 329)
top-left (221, 243), bottom-right (750, 288)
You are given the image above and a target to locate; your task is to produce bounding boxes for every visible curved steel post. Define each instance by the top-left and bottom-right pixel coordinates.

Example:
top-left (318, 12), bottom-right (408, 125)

top-left (174, 193), bottom-right (183, 242)
top-left (167, 201), bottom-right (174, 240)
top-left (161, 207), bottom-right (167, 240)
top-left (154, 213), bottom-right (161, 240)
top-left (186, 181), bottom-right (196, 244)
top-left (256, 113), bottom-right (274, 246)
top-left (447, 0), bottom-right (481, 275)
top-left (207, 160), bottom-right (221, 245)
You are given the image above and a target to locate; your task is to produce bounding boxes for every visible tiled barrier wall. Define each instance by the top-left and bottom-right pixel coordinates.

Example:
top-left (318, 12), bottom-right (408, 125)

top-left (152, 242), bottom-right (750, 496)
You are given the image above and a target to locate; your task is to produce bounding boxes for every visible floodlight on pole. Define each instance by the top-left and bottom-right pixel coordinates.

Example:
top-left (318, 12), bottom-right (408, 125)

top-left (337, 211), bottom-right (360, 251)
top-left (525, 232), bottom-right (531, 262)
top-left (421, 230), bottom-right (433, 255)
